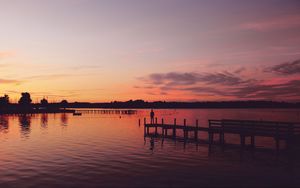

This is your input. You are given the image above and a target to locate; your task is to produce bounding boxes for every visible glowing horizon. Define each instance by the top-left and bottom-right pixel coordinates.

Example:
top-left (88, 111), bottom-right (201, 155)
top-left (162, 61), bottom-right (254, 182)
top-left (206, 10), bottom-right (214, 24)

top-left (1, 0), bottom-right (300, 102)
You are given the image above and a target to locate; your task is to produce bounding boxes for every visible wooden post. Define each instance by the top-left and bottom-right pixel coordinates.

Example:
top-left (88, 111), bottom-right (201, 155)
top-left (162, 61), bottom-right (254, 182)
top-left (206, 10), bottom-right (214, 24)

top-left (161, 119), bottom-right (164, 135)
top-left (221, 121), bottom-right (225, 145)
top-left (143, 118), bottom-right (146, 135)
top-left (184, 119), bottom-right (187, 140)
top-left (208, 120), bottom-right (212, 145)
top-left (145, 118), bottom-right (149, 134)
top-left (173, 118), bottom-right (176, 137)
top-left (154, 118), bottom-right (158, 135)
top-left (195, 119), bottom-right (199, 140)
top-left (209, 131), bottom-right (214, 149)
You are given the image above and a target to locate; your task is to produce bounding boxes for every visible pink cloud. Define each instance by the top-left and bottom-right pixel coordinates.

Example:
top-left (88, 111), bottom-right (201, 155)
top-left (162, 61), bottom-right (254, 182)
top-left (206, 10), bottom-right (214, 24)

top-left (260, 75), bottom-right (300, 85)
top-left (136, 58), bottom-right (300, 101)
top-left (0, 78), bottom-right (21, 85)
top-left (240, 14), bottom-right (300, 32)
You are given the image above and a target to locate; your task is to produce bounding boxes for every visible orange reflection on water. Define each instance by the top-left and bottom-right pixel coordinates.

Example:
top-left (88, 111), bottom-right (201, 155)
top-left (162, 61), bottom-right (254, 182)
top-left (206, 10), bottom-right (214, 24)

top-left (0, 109), bottom-right (300, 187)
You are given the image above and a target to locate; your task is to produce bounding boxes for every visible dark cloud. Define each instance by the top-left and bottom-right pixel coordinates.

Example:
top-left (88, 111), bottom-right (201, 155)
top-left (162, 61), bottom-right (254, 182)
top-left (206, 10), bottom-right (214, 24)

top-left (179, 86), bottom-right (230, 96)
top-left (266, 59), bottom-right (300, 75)
top-left (232, 80), bottom-right (300, 100)
top-left (199, 72), bottom-right (248, 85)
top-left (175, 80), bottom-right (300, 100)
top-left (234, 67), bottom-right (246, 74)
top-left (136, 70), bottom-right (300, 101)
top-left (141, 71), bottom-right (253, 86)
top-left (147, 72), bottom-right (198, 85)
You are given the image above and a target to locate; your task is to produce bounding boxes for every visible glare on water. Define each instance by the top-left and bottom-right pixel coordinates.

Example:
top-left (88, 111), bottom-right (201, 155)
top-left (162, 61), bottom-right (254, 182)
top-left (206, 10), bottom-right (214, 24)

top-left (0, 109), bottom-right (300, 187)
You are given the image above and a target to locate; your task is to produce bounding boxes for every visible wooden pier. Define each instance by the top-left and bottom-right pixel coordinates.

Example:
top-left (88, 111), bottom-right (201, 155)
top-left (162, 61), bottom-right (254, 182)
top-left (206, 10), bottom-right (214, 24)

top-left (143, 118), bottom-right (300, 151)
top-left (74, 109), bottom-right (137, 114)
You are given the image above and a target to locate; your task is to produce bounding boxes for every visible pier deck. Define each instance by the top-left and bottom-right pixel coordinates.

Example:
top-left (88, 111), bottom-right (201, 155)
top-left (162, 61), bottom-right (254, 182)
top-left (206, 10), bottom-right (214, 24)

top-left (142, 118), bottom-right (300, 151)
top-left (74, 109), bottom-right (137, 114)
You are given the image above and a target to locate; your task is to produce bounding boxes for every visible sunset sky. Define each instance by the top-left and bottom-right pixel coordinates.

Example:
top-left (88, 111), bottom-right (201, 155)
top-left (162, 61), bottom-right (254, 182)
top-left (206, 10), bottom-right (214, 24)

top-left (0, 0), bottom-right (300, 102)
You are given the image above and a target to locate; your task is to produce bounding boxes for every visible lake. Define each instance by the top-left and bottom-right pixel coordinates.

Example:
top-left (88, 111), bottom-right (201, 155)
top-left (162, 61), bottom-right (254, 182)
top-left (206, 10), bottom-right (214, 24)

top-left (1, 109), bottom-right (300, 187)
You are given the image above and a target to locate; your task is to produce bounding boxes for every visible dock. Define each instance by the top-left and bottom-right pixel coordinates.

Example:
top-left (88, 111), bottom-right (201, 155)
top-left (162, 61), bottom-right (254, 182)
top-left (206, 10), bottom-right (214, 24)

top-left (142, 118), bottom-right (300, 151)
top-left (74, 109), bottom-right (137, 114)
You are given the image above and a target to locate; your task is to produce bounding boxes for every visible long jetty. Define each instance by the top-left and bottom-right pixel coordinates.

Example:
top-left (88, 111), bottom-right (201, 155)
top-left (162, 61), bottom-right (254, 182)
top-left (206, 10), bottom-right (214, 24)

top-left (74, 109), bottom-right (137, 114)
top-left (142, 118), bottom-right (300, 151)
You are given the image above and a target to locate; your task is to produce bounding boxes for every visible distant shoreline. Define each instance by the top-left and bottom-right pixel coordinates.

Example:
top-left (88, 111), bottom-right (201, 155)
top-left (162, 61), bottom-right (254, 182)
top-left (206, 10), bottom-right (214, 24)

top-left (62, 100), bottom-right (300, 109)
top-left (70, 107), bottom-right (300, 109)
top-left (1, 100), bottom-right (300, 115)
top-left (1, 107), bottom-right (300, 115)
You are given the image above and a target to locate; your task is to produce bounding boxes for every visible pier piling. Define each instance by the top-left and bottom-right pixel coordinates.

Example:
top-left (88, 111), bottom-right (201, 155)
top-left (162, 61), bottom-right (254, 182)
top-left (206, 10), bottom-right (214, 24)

top-left (143, 118), bottom-right (300, 151)
top-left (173, 118), bottom-right (177, 137)
top-left (195, 119), bottom-right (199, 140)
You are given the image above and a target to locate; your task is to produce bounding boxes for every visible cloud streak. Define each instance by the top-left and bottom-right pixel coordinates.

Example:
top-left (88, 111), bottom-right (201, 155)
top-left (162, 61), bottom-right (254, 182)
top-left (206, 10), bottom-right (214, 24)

top-left (140, 71), bottom-right (254, 86)
top-left (265, 59), bottom-right (300, 75)
top-left (24, 74), bottom-right (72, 80)
top-left (231, 80), bottom-right (300, 100)
top-left (0, 78), bottom-right (21, 85)
top-left (136, 59), bottom-right (300, 101)
top-left (3, 90), bottom-right (79, 99)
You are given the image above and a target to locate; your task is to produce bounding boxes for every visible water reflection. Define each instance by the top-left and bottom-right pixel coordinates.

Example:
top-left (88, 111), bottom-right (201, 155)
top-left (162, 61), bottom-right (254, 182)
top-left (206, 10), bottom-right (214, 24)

top-left (145, 131), bottom-right (300, 172)
top-left (41, 114), bottom-right (48, 128)
top-left (0, 109), bottom-right (299, 187)
top-left (19, 114), bottom-right (31, 138)
top-left (60, 113), bottom-right (68, 126)
top-left (150, 137), bottom-right (155, 151)
top-left (0, 115), bottom-right (9, 134)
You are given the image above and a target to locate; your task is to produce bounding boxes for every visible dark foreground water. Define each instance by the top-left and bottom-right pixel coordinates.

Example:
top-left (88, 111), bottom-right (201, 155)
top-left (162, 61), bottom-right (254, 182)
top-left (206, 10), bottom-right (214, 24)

top-left (1, 109), bottom-right (300, 187)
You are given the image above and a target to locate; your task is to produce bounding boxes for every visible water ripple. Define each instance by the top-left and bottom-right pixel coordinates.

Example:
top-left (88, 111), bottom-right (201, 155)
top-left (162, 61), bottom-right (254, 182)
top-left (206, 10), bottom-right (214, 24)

top-left (0, 109), bottom-right (300, 187)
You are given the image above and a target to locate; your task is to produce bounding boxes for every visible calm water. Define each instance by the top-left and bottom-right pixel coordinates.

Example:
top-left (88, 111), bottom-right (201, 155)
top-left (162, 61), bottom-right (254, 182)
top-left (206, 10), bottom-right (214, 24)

top-left (1, 109), bottom-right (300, 187)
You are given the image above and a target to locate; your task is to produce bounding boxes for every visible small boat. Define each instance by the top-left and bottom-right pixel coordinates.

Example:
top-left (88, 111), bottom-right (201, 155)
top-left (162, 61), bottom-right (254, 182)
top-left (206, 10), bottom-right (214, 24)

top-left (73, 112), bottom-right (82, 116)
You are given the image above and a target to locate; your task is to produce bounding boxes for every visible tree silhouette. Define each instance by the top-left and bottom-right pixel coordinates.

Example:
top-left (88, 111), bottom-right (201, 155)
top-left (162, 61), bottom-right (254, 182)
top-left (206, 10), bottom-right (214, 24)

top-left (60, 100), bottom-right (68, 109)
top-left (0, 94), bottom-right (9, 106)
top-left (18, 92), bottom-right (32, 106)
top-left (40, 98), bottom-right (48, 106)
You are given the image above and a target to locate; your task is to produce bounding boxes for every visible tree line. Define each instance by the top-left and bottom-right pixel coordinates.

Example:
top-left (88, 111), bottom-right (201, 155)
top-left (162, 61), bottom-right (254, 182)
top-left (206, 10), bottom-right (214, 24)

top-left (1, 93), bottom-right (300, 109)
top-left (0, 93), bottom-right (68, 107)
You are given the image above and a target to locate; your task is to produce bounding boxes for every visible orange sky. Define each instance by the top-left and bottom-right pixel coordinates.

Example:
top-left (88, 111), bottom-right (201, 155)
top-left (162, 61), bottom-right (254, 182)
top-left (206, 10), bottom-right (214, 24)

top-left (1, 0), bottom-right (300, 102)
